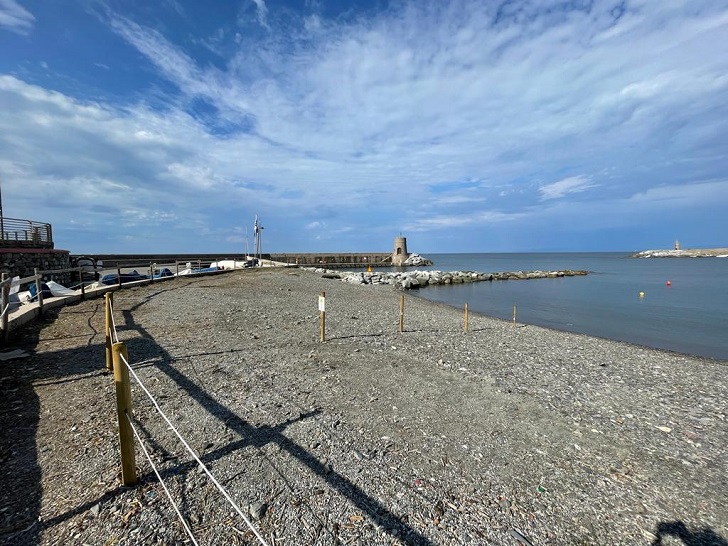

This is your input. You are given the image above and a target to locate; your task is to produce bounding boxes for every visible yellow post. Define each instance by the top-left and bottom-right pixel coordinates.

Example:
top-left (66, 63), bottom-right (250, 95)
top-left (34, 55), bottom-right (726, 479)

top-left (399, 294), bottom-right (405, 333)
top-left (513, 305), bottom-right (517, 326)
top-left (464, 303), bottom-right (469, 332)
top-left (104, 292), bottom-right (113, 371)
top-left (319, 291), bottom-right (326, 343)
top-left (112, 342), bottom-right (137, 486)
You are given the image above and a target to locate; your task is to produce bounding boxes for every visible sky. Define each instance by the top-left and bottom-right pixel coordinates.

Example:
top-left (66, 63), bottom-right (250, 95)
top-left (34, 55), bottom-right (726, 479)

top-left (1, 0), bottom-right (727, 254)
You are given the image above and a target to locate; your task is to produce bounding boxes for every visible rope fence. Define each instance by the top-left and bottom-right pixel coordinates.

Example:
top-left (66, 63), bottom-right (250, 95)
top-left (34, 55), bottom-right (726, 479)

top-left (0, 255), bottom-right (245, 346)
top-left (105, 296), bottom-right (271, 546)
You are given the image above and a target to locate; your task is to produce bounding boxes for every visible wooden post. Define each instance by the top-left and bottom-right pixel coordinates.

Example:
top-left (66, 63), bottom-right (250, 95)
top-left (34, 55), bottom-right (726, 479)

top-left (513, 305), bottom-right (517, 326)
top-left (112, 341), bottom-right (137, 486)
top-left (105, 293), bottom-right (113, 372)
top-left (175, 261), bottom-right (179, 277)
top-left (34, 268), bottom-right (44, 315)
top-left (464, 303), bottom-right (469, 332)
top-left (319, 291), bottom-right (326, 343)
top-left (399, 294), bottom-right (405, 333)
top-left (1, 273), bottom-right (9, 344)
top-left (79, 267), bottom-right (86, 300)
top-left (117, 265), bottom-right (122, 288)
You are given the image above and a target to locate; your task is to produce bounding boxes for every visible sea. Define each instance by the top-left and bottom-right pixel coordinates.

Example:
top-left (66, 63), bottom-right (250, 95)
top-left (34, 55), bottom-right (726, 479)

top-left (391, 252), bottom-right (728, 361)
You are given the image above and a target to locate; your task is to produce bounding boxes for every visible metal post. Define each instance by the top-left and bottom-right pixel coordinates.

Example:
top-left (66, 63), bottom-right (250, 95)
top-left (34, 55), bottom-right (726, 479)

top-left (112, 341), bottom-right (137, 486)
top-left (117, 265), bottom-right (122, 288)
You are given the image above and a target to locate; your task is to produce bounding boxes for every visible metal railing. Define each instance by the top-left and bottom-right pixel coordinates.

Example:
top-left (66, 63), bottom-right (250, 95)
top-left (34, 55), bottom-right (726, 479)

top-left (0, 217), bottom-right (53, 248)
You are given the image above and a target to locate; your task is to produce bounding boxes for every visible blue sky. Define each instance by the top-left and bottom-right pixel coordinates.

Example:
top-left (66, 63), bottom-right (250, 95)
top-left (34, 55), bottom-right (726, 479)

top-left (1, 0), bottom-right (727, 254)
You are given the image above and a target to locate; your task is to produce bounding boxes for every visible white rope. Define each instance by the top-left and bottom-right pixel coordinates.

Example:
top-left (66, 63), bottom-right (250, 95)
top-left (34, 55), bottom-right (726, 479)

top-left (0, 303), bottom-right (9, 320)
top-left (108, 298), bottom-right (119, 343)
top-left (125, 411), bottom-right (200, 546)
top-left (120, 353), bottom-right (271, 546)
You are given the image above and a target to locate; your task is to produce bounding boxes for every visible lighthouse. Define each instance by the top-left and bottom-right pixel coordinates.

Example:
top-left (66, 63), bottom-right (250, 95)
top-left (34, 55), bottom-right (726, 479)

top-left (392, 236), bottom-right (409, 266)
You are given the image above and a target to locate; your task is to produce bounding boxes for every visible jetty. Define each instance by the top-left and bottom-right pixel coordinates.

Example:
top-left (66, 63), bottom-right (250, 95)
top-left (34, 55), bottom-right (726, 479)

top-left (632, 247), bottom-right (728, 258)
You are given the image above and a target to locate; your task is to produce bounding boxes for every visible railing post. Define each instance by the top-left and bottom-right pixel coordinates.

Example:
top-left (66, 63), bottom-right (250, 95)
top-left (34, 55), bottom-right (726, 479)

top-left (1, 273), bottom-right (9, 344)
top-left (105, 293), bottom-right (113, 372)
top-left (34, 268), bottom-right (44, 315)
top-left (79, 267), bottom-right (86, 299)
top-left (112, 341), bottom-right (137, 486)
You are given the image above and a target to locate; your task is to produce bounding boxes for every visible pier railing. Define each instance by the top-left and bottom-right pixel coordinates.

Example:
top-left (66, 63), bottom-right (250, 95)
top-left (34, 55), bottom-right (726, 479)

top-left (0, 217), bottom-right (53, 248)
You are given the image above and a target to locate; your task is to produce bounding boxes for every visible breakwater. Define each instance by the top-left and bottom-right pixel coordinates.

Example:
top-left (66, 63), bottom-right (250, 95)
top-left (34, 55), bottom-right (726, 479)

top-left (632, 247), bottom-right (728, 258)
top-left (74, 253), bottom-right (432, 269)
top-left (310, 267), bottom-right (588, 289)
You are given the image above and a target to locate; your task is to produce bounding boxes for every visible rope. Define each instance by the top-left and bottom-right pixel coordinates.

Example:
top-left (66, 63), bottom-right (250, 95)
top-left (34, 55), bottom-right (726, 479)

top-left (125, 411), bottom-right (200, 546)
top-left (0, 303), bottom-right (9, 320)
top-left (108, 298), bottom-right (120, 343)
top-left (120, 352), bottom-right (271, 546)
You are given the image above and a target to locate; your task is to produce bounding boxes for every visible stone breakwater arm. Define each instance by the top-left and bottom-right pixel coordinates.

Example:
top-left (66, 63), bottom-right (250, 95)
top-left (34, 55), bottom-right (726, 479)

top-left (308, 267), bottom-right (588, 289)
top-left (632, 247), bottom-right (728, 258)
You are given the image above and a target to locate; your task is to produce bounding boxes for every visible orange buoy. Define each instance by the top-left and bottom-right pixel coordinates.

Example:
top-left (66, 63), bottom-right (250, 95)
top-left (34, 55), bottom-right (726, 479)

top-left (666, 280), bottom-right (671, 286)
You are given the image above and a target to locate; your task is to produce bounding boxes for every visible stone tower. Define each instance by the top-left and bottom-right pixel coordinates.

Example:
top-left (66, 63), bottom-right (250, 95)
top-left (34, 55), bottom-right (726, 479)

top-left (392, 236), bottom-right (409, 266)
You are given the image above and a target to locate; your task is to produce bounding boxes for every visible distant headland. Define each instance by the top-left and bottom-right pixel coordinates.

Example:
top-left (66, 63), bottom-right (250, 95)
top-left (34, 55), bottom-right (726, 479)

top-left (632, 247), bottom-right (728, 258)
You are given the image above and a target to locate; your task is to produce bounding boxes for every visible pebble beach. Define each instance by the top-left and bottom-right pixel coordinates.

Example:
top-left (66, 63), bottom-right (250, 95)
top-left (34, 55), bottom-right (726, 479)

top-left (1, 267), bottom-right (726, 545)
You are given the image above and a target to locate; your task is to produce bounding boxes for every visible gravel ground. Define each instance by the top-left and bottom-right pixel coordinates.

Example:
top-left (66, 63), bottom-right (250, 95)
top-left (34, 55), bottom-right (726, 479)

top-left (1, 267), bottom-right (726, 546)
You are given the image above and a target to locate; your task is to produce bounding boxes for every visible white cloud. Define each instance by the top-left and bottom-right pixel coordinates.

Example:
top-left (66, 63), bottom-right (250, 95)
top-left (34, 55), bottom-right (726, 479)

top-left (539, 176), bottom-right (597, 200)
top-left (0, 0), bottom-right (34, 34)
top-left (2, 1), bottom-right (728, 251)
top-left (251, 0), bottom-right (269, 29)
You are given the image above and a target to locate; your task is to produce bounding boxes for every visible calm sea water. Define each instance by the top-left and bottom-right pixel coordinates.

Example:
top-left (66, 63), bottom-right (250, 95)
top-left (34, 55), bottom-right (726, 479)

top-left (396, 253), bottom-right (728, 360)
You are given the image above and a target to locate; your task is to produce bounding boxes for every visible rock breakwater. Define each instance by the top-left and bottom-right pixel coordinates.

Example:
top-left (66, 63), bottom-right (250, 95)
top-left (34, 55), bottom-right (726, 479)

top-left (632, 248), bottom-right (728, 258)
top-left (309, 267), bottom-right (588, 289)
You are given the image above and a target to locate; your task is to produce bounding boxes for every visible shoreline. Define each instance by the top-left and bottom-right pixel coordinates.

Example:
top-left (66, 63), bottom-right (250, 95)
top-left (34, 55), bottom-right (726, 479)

top-left (2, 268), bottom-right (726, 545)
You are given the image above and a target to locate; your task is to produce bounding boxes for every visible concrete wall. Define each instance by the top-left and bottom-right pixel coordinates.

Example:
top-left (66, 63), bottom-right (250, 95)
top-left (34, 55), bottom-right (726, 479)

top-left (268, 253), bottom-right (392, 267)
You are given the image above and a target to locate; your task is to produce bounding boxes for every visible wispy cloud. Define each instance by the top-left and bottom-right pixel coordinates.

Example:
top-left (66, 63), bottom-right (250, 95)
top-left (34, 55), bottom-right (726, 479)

top-left (539, 176), bottom-right (597, 200)
top-left (1, 1), bottom-right (727, 252)
top-left (251, 0), bottom-right (269, 29)
top-left (0, 0), bottom-right (34, 34)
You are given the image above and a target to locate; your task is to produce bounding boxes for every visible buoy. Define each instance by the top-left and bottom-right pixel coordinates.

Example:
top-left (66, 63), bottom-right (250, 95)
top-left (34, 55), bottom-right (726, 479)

top-left (639, 291), bottom-right (645, 298)
top-left (666, 280), bottom-right (671, 286)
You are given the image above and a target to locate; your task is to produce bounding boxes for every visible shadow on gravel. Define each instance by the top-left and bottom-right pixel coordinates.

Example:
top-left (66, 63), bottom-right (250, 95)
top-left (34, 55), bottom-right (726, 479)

top-left (0, 306), bottom-right (107, 546)
top-left (119, 290), bottom-right (438, 545)
top-left (651, 521), bottom-right (728, 546)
